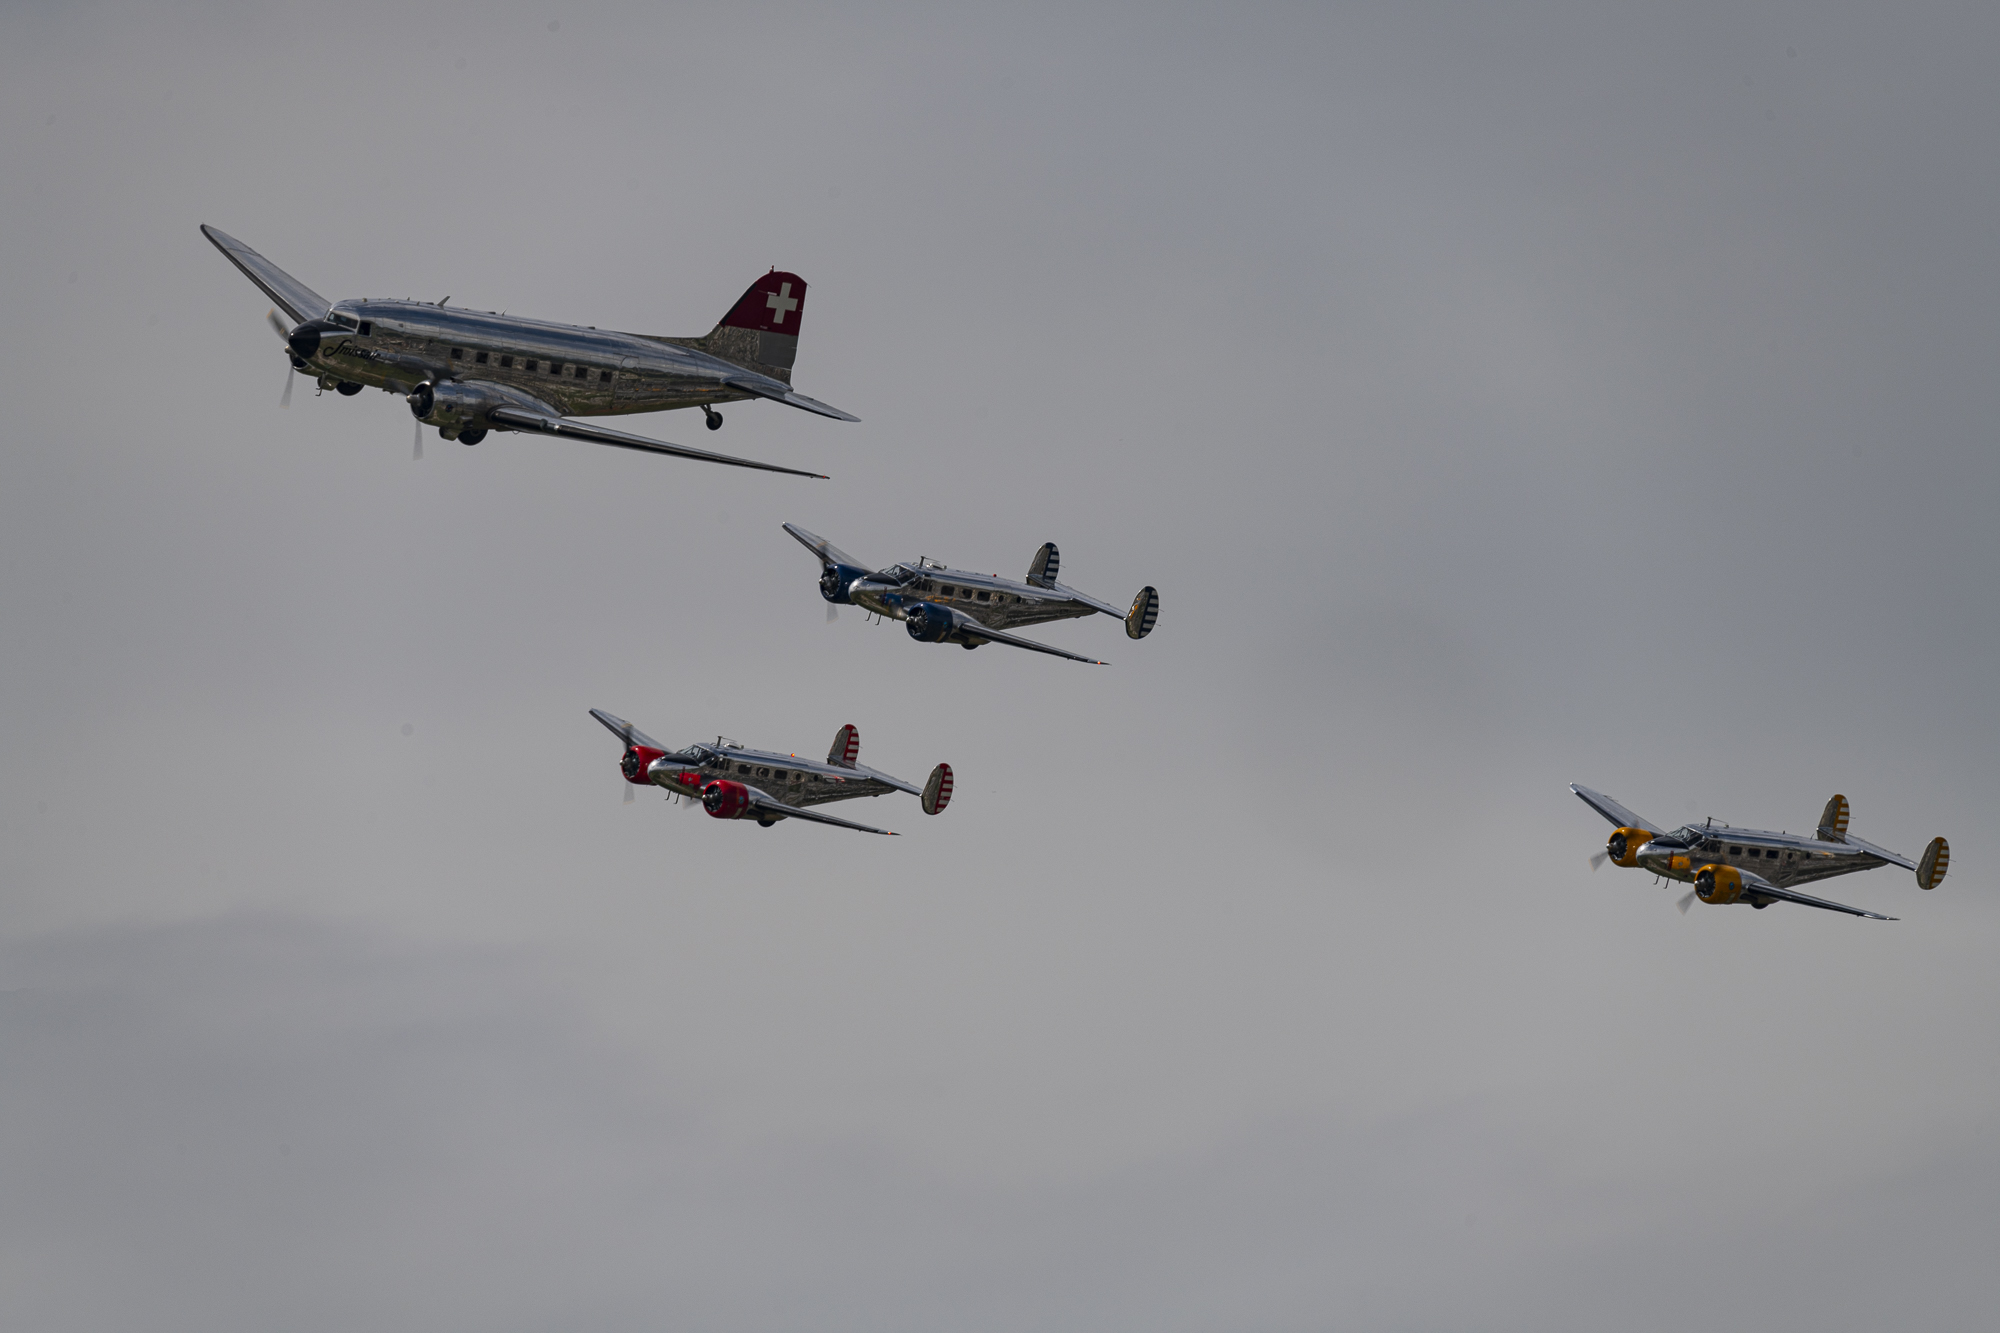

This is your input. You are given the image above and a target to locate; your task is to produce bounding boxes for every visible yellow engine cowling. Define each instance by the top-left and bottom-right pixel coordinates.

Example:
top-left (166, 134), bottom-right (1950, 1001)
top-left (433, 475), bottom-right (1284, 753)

top-left (1606, 827), bottom-right (1653, 868)
top-left (1694, 864), bottom-right (1744, 905)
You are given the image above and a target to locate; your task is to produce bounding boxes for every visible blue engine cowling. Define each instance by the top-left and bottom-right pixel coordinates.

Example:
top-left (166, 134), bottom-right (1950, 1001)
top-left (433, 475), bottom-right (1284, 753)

top-left (819, 564), bottom-right (871, 604)
top-left (904, 601), bottom-right (957, 643)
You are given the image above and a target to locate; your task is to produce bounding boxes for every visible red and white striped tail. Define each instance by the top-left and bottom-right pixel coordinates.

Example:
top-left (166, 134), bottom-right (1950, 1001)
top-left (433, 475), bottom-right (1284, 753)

top-left (922, 762), bottom-right (954, 816)
top-left (827, 723), bottom-right (860, 768)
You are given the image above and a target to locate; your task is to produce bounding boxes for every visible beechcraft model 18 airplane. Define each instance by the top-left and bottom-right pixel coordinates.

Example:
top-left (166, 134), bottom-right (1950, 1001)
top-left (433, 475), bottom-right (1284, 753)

top-left (783, 523), bottom-right (1159, 665)
top-left (201, 225), bottom-right (856, 476)
top-left (592, 709), bottom-right (951, 837)
top-left (1572, 784), bottom-right (1949, 921)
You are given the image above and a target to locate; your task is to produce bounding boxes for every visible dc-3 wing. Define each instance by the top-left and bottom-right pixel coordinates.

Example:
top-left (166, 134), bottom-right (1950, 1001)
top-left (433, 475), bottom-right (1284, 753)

top-left (487, 407), bottom-right (826, 478)
top-left (1735, 870), bottom-right (1897, 922)
top-left (201, 225), bottom-right (330, 325)
top-left (1571, 784), bottom-right (1663, 834)
top-left (782, 522), bottom-right (866, 569)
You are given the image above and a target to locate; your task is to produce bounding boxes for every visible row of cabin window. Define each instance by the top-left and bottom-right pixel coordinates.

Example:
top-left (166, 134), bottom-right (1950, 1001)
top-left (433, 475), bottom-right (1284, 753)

top-left (449, 347), bottom-right (612, 382)
top-left (733, 763), bottom-right (813, 783)
top-left (1730, 846), bottom-right (1789, 860)
top-left (926, 580), bottom-right (1016, 604)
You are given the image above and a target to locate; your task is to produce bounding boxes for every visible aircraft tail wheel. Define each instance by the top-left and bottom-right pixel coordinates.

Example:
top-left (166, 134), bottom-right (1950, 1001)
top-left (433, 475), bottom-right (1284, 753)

top-left (703, 406), bottom-right (723, 431)
top-left (336, 381), bottom-right (363, 396)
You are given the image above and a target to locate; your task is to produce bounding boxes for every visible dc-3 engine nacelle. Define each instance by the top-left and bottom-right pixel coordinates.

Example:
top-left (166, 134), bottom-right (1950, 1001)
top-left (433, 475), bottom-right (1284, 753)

top-left (1605, 827), bottom-right (1653, 868)
top-left (903, 600), bottom-right (957, 643)
top-left (700, 779), bottom-right (754, 820)
top-left (407, 381), bottom-right (499, 432)
top-left (819, 563), bottom-right (872, 605)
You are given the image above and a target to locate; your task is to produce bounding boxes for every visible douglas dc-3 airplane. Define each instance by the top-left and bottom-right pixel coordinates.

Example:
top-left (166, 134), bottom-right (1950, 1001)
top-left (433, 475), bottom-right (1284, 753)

top-left (1573, 784), bottom-right (1949, 921)
top-left (785, 523), bottom-right (1160, 665)
top-left (202, 225), bottom-right (856, 475)
top-left (593, 708), bottom-right (951, 837)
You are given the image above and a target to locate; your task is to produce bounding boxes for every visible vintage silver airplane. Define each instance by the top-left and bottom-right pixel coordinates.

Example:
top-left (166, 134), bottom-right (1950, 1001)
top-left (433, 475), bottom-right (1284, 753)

top-left (202, 225), bottom-right (857, 475)
top-left (1572, 784), bottom-right (1949, 921)
top-left (783, 523), bottom-right (1160, 665)
top-left (592, 708), bottom-right (951, 837)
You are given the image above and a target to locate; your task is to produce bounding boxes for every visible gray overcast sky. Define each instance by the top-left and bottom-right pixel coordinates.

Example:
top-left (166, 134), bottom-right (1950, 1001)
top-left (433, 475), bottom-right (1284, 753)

top-left (3, 2), bottom-right (1998, 1329)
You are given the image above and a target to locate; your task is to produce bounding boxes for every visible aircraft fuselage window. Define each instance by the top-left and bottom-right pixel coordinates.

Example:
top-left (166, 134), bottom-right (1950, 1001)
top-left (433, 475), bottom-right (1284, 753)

top-left (450, 347), bottom-right (463, 360)
top-left (357, 321), bottom-right (372, 336)
top-left (500, 355), bottom-right (513, 368)
top-left (977, 590), bottom-right (990, 601)
top-left (525, 359), bottom-right (538, 371)
top-left (574, 364), bottom-right (587, 379)
top-left (1729, 847), bottom-right (1741, 855)
top-left (551, 363), bottom-right (564, 375)
top-left (941, 585), bottom-right (955, 596)
top-left (475, 350), bottom-right (489, 364)
top-left (737, 764), bottom-right (750, 775)
top-left (598, 369), bottom-right (612, 382)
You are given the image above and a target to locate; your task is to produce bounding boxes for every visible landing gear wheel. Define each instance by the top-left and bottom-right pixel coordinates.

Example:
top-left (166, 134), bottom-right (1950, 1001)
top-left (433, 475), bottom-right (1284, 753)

top-left (757, 815), bottom-right (780, 828)
top-left (458, 427), bottom-right (487, 446)
top-left (336, 381), bottom-right (363, 396)
top-left (960, 641), bottom-right (980, 650)
top-left (703, 406), bottom-right (723, 431)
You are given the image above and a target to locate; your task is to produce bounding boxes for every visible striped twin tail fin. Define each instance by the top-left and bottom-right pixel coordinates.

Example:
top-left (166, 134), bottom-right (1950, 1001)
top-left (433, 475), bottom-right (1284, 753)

top-left (1818, 794), bottom-right (1850, 842)
top-left (1918, 837), bottom-right (1949, 890)
top-left (827, 723), bottom-right (859, 768)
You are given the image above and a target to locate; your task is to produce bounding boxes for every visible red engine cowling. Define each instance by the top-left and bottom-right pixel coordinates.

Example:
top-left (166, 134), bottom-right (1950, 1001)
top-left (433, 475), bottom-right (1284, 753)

top-left (701, 779), bottom-right (753, 820)
top-left (621, 745), bottom-right (668, 786)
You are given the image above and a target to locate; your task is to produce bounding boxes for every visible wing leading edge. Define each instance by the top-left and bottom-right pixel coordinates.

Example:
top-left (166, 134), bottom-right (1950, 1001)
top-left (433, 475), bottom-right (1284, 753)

top-left (200, 225), bottom-right (331, 325)
top-left (1739, 872), bottom-right (1897, 921)
top-left (487, 407), bottom-right (825, 478)
top-left (1571, 784), bottom-right (1662, 834)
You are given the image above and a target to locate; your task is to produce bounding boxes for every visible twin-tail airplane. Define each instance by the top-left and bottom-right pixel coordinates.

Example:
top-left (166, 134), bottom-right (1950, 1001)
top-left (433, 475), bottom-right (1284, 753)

top-left (784, 524), bottom-right (1160, 665)
top-left (201, 225), bottom-right (855, 476)
top-left (1572, 784), bottom-right (1949, 921)
top-left (592, 709), bottom-right (951, 837)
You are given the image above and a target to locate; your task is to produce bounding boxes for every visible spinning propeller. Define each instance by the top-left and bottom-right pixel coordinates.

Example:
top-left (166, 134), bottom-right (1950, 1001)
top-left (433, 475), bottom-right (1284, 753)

top-left (266, 309), bottom-right (300, 408)
top-left (1677, 888), bottom-right (1699, 915)
top-left (1589, 849), bottom-right (1609, 870)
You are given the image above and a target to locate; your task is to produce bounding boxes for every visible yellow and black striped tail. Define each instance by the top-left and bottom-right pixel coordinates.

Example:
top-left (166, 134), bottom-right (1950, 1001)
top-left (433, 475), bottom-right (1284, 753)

top-left (1918, 836), bottom-right (1950, 890)
top-left (1125, 586), bottom-right (1160, 640)
top-left (1818, 793), bottom-right (1851, 842)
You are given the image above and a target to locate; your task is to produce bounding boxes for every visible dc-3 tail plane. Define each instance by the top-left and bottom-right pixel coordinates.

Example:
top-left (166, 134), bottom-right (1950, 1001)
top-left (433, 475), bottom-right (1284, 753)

top-left (1572, 783), bottom-right (1949, 921)
top-left (784, 523), bottom-right (1159, 665)
top-left (202, 225), bottom-right (854, 475)
top-left (593, 708), bottom-right (952, 837)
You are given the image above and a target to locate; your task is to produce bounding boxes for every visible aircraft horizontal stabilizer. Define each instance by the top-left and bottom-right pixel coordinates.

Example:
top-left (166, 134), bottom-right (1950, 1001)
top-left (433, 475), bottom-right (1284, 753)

top-left (723, 377), bottom-right (860, 422)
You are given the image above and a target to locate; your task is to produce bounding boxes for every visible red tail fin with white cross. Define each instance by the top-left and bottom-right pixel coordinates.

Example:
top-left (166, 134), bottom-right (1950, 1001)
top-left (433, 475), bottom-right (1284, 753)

top-left (707, 271), bottom-right (807, 378)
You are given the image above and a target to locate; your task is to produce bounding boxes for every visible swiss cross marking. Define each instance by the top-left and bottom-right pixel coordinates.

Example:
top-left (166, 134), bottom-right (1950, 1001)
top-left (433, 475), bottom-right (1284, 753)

top-left (765, 282), bottom-right (798, 325)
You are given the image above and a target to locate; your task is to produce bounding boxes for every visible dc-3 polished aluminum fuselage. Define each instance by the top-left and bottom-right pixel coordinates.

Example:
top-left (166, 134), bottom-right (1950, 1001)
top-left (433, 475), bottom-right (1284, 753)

top-left (1572, 784), bottom-right (1950, 921)
top-left (202, 225), bottom-right (856, 478)
top-left (785, 523), bottom-right (1160, 665)
top-left (592, 709), bottom-right (952, 837)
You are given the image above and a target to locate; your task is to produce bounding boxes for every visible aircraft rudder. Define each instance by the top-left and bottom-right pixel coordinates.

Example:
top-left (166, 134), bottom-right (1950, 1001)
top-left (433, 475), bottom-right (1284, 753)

top-left (1918, 836), bottom-right (1949, 890)
top-left (709, 270), bottom-right (807, 377)
top-left (1818, 794), bottom-right (1850, 842)
top-left (828, 723), bottom-right (859, 768)
top-left (1125, 586), bottom-right (1159, 639)
top-left (922, 763), bottom-right (954, 816)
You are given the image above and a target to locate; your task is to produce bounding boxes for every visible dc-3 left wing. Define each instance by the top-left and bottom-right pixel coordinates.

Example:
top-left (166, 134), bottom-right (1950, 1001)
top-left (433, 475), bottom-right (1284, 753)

top-left (485, 407), bottom-right (826, 479)
top-left (200, 225), bottom-right (331, 325)
top-left (1737, 871), bottom-right (1897, 921)
top-left (1571, 784), bottom-right (1664, 834)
